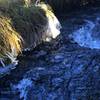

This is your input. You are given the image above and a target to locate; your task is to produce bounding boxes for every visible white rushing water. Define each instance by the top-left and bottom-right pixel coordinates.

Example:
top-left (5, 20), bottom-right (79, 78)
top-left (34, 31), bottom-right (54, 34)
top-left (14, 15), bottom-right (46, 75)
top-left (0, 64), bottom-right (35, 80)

top-left (13, 78), bottom-right (33, 100)
top-left (71, 18), bottom-right (100, 49)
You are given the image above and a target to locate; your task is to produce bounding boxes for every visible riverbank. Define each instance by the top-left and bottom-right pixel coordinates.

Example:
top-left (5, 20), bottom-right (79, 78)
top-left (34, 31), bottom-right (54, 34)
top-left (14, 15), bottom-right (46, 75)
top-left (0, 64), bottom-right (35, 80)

top-left (0, 6), bottom-right (100, 99)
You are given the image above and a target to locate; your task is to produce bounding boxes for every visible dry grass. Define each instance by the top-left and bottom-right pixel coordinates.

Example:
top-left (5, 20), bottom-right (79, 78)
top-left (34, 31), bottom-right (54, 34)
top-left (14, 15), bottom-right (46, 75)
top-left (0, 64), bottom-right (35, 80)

top-left (7, 3), bottom-right (48, 48)
top-left (0, 0), bottom-right (46, 65)
top-left (0, 16), bottom-right (23, 65)
top-left (0, 0), bottom-right (61, 66)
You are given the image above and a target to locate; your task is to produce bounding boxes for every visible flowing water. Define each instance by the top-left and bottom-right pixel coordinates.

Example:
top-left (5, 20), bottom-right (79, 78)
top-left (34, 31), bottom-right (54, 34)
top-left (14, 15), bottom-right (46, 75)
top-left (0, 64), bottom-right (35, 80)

top-left (60, 7), bottom-right (100, 49)
top-left (0, 7), bottom-right (100, 100)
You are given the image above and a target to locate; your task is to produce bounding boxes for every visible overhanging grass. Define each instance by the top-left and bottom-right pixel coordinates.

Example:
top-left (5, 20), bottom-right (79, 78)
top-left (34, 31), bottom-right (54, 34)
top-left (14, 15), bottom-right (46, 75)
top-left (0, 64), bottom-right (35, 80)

top-left (0, 16), bottom-right (22, 65)
top-left (0, 0), bottom-right (48, 66)
top-left (0, 0), bottom-right (60, 67)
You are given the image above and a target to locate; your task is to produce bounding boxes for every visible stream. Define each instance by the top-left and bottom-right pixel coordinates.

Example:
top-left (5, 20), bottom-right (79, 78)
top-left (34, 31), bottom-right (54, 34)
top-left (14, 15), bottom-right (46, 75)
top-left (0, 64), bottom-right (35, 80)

top-left (0, 7), bottom-right (100, 100)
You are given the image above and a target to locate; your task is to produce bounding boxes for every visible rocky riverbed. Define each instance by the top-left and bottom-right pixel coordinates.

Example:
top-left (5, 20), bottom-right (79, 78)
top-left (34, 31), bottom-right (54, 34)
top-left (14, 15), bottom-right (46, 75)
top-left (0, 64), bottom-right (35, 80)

top-left (0, 7), bottom-right (100, 100)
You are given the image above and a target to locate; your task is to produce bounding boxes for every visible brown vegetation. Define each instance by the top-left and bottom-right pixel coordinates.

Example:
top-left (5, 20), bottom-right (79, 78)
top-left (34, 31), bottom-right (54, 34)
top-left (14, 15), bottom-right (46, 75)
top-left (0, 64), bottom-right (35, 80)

top-left (0, 16), bottom-right (22, 65)
top-left (0, 0), bottom-right (61, 66)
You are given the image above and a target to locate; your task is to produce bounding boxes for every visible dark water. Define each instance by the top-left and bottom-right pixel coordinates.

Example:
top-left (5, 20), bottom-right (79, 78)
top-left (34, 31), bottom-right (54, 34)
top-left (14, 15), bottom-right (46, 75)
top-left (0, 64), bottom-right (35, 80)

top-left (0, 7), bottom-right (100, 100)
top-left (59, 7), bottom-right (100, 49)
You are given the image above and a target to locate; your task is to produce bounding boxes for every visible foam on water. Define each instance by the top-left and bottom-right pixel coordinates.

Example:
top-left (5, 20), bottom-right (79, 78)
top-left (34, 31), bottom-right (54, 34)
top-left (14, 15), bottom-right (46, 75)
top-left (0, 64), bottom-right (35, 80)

top-left (71, 18), bottom-right (100, 49)
top-left (13, 78), bottom-right (32, 100)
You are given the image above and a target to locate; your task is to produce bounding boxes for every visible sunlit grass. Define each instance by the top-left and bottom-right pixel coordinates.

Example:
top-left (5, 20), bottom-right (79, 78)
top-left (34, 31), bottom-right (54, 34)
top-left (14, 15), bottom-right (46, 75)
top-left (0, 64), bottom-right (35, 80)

top-left (0, 0), bottom-right (61, 67)
top-left (0, 16), bottom-right (23, 66)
